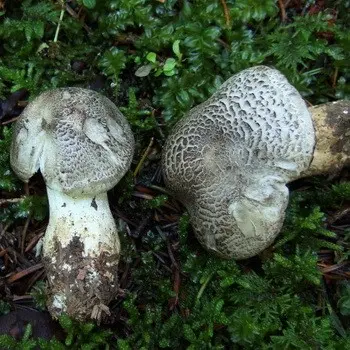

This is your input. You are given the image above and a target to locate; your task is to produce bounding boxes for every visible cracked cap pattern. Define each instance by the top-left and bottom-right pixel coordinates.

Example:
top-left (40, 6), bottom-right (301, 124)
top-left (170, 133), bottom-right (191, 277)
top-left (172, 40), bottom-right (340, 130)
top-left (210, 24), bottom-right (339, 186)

top-left (11, 88), bottom-right (134, 196)
top-left (162, 66), bottom-right (315, 259)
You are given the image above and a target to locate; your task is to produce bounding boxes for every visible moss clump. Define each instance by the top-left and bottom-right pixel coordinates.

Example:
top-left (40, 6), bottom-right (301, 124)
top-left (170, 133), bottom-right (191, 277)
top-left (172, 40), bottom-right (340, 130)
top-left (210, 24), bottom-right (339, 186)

top-left (0, 0), bottom-right (349, 348)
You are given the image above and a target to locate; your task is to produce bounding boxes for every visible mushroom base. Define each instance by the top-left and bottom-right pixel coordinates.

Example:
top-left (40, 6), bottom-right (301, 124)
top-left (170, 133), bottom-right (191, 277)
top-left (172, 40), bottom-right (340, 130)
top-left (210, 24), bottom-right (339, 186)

top-left (44, 236), bottom-right (119, 322)
top-left (303, 100), bottom-right (350, 177)
top-left (43, 188), bottom-right (121, 321)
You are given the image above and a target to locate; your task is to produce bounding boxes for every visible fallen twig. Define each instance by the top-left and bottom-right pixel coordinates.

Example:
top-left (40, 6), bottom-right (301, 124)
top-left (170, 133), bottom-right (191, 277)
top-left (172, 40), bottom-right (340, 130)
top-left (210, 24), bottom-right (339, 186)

top-left (220, 0), bottom-right (231, 27)
top-left (25, 232), bottom-right (44, 253)
top-left (0, 198), bottom-right (24, 206)
top-left (20, 215), bottom-right (31, 255)
top-left (1, 116), bottom-right (19, 125)
top-left (332, 67), bottom-right (339, 89)
top-left (7, 263), bottom-right (44, 284)
top-left (133, 137), bottom-right (154, 178)
top-left (278, 0), bottom-right (287, 22)
top-left (65, 3), bottom-right (92, 33)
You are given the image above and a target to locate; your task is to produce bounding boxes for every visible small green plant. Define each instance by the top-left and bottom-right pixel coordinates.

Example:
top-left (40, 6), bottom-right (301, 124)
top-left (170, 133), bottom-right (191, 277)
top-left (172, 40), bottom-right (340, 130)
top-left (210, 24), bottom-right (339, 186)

top-left (146, 194), bottom-right (168, 209)
top-left (0, 324), bottom-right (36, 350)
top-left (338, 281), bottom-right (350, 316)
top-left (79, 0), bottom-right (96, 10)
top-left (120, 88), bottom-right (156, 131)
top-left (0, 314), bottom-right (111, 349)
top-left (0, 127), bottom-right (19, 192)
top-left (1, 195), bottom-right (48, 223)
top-left (135, 40), bottom-right (182, 78)
top-left (58, 314), bottom-right (112, 348)
top-left (0, 300), bottom-right (10, 316)
top-left (30, 281), bottom-right (47, 311)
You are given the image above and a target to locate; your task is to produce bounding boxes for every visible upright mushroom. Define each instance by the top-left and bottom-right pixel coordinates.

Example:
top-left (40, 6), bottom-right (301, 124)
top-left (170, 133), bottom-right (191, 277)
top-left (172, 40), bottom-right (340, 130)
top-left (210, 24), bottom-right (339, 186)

top-left (162, 66), bottom-right (349, 260)
top-left (10, 88), bottom-right (134, 320)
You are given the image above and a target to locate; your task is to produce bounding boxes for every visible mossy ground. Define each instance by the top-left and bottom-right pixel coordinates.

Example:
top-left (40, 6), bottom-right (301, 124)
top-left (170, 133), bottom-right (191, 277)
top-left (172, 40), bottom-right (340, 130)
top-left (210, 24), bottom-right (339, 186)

top-left (0, 0), bottom-right (350, 349)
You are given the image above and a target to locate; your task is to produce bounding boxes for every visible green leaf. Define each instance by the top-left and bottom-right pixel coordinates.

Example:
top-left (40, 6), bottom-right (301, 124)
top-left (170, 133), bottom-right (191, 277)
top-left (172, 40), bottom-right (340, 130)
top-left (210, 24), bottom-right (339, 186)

top-left (83, 0), bottom-right (96, 9)
top-left (154, 68), bottom-right (163, 77)
top-left (33, 21), bottom-right (44, 38)
top-left (24, 23), bottom-right (33, 41)
top-left (183, 324), bottom-right (197, 342)
top-left (172, 40), bottom-right (182, 60)
top-left (176, 89), bottom-right (190, 107)
top-left (0, 301), bottom-right (10, 315)
top-left (59, 314), bottom-right (73, 330)
top-left (65, 332), bottom-right (74, 347)
top-left (338, 283), bottom-right (350, 316)
top-left (163, 58), bottom-right (176, 72)
top-left (0, 335), bottom-right (17, 349)
top-left (99, 48), bottom-right (126, 86)
top-left (135, 64), bottom-right (153, 77)
top-left (164, 69), bottom-right (176, 76)
top-left (146, 52), bottom-right (157, 63)
top-left (117, 339), bottom-right (132, 350)
top-left (23, 323), bottom-right (32, 341)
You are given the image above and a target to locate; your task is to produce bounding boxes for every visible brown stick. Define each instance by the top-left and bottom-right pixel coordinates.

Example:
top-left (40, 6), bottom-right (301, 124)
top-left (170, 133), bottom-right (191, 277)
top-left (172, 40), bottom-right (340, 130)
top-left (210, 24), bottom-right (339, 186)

top-left (7, 263), bottom-right (44, 283)
top-left (20, 215), bottom-right (31, 254)
top-left (65, 4), bottom-right (91, 33)
top-left (277, 0), bottom-right (287, 22)
top-left (25, 232), bottom-right (44, 253)
top-left (0, 197), bottom-right (24, 205)
top-left (332, 67), bottom-right (339, 88)
top-left (133, 137), bottom-right (154, 178)
top-left (1, 116), bottom-right (19, 125)
top-left (219, 0), bottom-right (231, 27)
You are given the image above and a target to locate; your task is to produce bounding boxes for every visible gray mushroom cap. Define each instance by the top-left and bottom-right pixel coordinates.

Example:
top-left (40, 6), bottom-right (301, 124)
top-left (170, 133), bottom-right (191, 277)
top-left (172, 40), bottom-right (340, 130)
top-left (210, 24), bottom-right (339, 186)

top-left (162, 66), bottom-right (315, 260)
top-left (10, 88), bottom-right (134, 197)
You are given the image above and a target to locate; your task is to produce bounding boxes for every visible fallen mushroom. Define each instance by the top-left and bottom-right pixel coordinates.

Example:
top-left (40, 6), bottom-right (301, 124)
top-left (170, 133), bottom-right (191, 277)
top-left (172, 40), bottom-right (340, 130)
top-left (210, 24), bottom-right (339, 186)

top-left (162, 66), bottom-right (349, 260)
top-left (10, 88), bottom-right (134, 320)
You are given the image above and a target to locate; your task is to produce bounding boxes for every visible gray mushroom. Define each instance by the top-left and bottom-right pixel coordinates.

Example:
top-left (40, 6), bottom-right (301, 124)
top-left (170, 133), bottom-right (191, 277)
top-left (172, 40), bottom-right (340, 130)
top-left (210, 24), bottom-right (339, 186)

top-left (162, 66), bottom-right (349, 260)
top-left (10, 88), bottom-right (134, 320)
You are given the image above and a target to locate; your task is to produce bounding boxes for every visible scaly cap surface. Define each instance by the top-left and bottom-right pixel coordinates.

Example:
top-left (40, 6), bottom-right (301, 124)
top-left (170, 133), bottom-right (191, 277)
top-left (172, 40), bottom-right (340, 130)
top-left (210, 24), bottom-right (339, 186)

top-left (11, 88), bottom-right (134, 196)
top-left (162, 66), bottom-right (315, 259)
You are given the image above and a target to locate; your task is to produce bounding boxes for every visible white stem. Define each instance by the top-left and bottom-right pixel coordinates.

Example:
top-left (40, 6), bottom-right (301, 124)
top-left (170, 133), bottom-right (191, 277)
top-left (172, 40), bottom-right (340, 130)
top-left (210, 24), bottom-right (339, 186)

top-left (42, 187), bottom-right (120, 321)
top-left (43, 187), bottom-right (120, 259)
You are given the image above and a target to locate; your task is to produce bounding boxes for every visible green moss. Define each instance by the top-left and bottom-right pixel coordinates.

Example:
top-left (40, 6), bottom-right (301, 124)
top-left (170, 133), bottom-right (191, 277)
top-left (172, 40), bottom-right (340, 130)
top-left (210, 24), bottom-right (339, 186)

top-left (0, 127), bottom-right (19, 192)
top-left (0, 0), bottom-right (349, 348)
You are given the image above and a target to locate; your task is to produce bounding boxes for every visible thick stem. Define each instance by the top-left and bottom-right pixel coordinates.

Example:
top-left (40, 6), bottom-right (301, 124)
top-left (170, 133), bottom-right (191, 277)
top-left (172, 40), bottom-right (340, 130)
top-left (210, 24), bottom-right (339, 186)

top-left (43, 187), bottom-right (120, 321)
top-left (302, 100), bottom-right (350, 177)
top-left (44, 188), bottom-right (120, 257)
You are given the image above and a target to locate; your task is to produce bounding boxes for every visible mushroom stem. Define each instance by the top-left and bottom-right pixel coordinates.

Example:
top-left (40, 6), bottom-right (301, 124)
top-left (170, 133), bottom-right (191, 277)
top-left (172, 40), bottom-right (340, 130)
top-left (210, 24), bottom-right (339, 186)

top-left (302, 100), bottom-right (350, 177)
top-left (43, 187), bottom-right (120, 320)
top-left (44, 188), bottom-right (120, 256)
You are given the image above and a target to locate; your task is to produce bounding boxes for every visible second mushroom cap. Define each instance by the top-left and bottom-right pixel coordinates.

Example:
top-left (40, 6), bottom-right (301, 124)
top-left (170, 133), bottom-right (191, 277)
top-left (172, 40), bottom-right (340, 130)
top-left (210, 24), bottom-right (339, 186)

top-left (162, 66), bottom-right (315, 259)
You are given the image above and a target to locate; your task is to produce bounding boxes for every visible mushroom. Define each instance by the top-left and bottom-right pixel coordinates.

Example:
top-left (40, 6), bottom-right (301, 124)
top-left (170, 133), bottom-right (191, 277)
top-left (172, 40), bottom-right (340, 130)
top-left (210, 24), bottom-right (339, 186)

top-left (10, 88), bottom-right (134, 320)
top-left (162, 66), bottom-right (349, 260)
top-left (302, 100), bottom-right (350, 177)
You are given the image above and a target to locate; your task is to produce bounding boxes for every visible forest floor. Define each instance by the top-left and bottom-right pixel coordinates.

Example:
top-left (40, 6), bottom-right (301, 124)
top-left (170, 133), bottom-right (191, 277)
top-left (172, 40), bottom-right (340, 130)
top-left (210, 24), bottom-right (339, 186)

top-left (0, 0), bottom-right (350, 349)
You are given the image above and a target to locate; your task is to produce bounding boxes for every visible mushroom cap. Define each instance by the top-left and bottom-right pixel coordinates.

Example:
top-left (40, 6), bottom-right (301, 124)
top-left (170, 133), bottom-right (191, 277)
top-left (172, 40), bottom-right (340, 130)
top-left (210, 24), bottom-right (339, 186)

top-left (162, 66), bottom-right (315, 259)
top-left (11, 88), bottom-right (134, 196)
